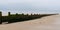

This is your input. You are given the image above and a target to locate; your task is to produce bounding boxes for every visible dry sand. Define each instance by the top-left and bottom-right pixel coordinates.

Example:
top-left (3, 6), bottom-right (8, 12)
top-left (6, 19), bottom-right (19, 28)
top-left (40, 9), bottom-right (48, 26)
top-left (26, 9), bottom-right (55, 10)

top-left (0, 14), bottom-right (60, 30)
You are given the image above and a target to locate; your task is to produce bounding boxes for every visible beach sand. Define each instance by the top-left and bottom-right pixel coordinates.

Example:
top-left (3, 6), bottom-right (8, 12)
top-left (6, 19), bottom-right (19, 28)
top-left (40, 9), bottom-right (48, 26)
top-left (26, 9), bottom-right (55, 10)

top-left (0, 14), bottom-right (60, 30)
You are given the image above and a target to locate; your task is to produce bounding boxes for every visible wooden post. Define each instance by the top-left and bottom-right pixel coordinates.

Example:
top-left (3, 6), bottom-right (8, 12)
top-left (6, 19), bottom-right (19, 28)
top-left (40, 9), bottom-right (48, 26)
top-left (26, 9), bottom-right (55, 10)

top-left (8, 12), bottom-right (10, 16)
top-left (0, 11), bottom-right (2, 24)
top-left (8, 12), bottom-right (11, 23)
top-left (16, 13), bottom-right (18, 16)
top-left (31, 14), bottom-right (32, 15)
top-left (22, 13), bottom-right (24, 15)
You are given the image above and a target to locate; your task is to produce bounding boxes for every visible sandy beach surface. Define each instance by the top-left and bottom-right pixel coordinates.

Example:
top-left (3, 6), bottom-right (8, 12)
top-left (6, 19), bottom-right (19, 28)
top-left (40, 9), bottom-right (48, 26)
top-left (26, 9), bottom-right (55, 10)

top-left (0, 14), bottom-right (60, 30)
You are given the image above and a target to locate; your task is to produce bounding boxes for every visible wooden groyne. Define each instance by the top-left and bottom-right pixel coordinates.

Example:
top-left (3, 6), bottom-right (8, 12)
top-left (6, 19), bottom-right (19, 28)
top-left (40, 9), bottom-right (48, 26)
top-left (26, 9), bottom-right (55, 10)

top-left (0, 11), bottom-right (57, 24)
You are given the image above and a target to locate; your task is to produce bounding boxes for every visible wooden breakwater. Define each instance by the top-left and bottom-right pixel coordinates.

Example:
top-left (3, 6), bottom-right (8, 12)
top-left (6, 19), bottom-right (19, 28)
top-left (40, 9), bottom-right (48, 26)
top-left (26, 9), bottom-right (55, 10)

top-left (0, 11), bottom-right (57, 24)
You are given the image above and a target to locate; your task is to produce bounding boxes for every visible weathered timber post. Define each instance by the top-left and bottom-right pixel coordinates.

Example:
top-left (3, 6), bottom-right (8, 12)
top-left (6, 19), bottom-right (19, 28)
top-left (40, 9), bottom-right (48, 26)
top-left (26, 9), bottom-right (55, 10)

top-left (8, 12), bottom-right (11, 16)
top-left (31, 14), bottom-right (33, 15)
top-left (16, 13), bottom-right (18, 16)
top-left (22, 13), bottom-right (24, 15)
top-left (8, 12), bottom-right (11, 23)
top-left (0, 11), bottom-right (2, 24)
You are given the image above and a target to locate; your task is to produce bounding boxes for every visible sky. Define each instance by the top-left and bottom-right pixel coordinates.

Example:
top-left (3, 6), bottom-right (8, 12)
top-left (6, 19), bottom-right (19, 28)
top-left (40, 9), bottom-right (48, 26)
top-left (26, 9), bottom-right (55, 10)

top-left (0, 0), bottom-right (60, 16)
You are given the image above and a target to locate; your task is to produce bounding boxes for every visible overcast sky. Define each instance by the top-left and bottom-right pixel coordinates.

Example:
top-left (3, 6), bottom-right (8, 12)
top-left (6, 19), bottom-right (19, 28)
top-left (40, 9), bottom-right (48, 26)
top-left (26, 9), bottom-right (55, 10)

top-left (0, 0), bottom-right (60, 15)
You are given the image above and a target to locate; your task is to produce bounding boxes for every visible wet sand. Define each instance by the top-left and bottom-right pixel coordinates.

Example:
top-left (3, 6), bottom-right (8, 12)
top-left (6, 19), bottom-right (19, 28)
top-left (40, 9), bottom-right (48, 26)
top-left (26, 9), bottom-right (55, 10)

top-left (0, 14), bottom-right (60, 30)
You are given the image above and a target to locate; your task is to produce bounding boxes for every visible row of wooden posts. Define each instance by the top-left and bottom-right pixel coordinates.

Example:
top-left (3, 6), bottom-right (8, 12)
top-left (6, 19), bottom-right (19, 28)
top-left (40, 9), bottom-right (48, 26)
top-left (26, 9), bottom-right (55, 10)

top-left (0, 11), bottom-right (57, 24)
top-left (0, 11), bottom-right (41, 24)
top-left (0, 11), bottom-right (41, 16)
